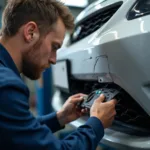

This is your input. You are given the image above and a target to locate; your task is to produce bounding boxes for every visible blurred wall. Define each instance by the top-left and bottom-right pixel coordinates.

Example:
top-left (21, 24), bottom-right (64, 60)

top-left (69, 7), bottom-right (83, 18)
top-left (0, 0), bottom-right (6, 27)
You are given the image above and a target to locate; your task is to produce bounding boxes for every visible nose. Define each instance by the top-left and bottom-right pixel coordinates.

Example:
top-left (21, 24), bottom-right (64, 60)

top-left (49, 56), bottom-right (56, 65)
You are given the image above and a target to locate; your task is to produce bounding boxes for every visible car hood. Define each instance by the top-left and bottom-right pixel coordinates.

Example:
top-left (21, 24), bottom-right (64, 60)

top-left (75, 0), bottom-right (127, 24)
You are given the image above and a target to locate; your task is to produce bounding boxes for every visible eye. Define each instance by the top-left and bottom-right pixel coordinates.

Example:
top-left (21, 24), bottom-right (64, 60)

top-left (52, 43), bottom-right (60, 51)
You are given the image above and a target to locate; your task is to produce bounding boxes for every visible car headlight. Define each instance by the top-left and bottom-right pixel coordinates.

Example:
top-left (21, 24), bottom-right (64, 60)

top-left (127, 0), bottom-right (150, 20)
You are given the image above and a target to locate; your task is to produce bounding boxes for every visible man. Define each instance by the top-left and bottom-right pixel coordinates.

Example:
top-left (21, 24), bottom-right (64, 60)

top-left (0, 0), bottom-right (117, 149)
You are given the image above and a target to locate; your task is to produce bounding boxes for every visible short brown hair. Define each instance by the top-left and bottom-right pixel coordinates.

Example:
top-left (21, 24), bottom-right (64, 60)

top-left (1, 0), bottom-right (74, 37)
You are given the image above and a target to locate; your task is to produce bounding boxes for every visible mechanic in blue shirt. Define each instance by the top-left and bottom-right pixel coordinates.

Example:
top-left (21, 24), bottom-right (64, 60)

top-left (0, 0), bottom-right (117, 149)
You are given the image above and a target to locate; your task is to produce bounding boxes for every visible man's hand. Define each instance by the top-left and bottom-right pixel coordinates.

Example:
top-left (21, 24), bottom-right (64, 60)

top-left (90, 94), bottom-right (117, 128)
top-left (57, 93), bottom-right (87, 127)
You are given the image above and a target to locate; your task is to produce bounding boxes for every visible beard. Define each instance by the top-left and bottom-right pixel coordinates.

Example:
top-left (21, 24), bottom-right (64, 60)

top-left (22, 39), bottom-right (44, 80)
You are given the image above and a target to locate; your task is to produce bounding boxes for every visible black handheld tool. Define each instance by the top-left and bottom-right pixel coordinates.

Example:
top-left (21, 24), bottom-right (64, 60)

top-left (79, 88), bottom-right (120, 109)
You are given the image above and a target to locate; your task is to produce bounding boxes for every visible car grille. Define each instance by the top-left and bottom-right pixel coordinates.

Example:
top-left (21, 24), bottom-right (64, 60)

top-left (115, 93), bottom-right (150, 129)
top-left (60, 80), bottom-right (150, 135)
top-left (70, 2), bottom-right (122, 44)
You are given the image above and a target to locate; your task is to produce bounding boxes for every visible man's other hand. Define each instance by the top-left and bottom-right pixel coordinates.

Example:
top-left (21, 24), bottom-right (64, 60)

top-left (90, 94), bottom-right (117, 128)
top-left (57, 93), bottom-right (88, 126)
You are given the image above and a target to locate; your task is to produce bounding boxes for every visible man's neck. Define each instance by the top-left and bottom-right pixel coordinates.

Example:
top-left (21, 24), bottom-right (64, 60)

top-left (0, 36), bottom-right (22, 73)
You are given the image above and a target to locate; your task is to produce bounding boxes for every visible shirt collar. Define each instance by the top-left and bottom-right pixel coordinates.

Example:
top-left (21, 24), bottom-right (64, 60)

top-left (0, 44), bottom-right (21, 77)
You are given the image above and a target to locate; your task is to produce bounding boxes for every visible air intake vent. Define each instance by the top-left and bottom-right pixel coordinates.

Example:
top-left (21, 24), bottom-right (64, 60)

top-left (70, 2), bottom-right (122, 44)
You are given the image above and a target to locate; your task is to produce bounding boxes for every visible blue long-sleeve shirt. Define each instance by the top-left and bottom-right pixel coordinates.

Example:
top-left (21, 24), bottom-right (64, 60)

top-left (0, 44), bottom-right (104, 150)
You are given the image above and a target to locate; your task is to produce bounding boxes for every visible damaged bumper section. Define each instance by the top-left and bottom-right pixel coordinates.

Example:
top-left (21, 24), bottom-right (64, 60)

top-left (53, 46), bottom-right (113, 83)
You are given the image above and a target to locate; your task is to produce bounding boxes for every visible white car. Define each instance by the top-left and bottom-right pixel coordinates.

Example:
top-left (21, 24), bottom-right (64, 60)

top-left (52, 0), bottom-right (150, 149)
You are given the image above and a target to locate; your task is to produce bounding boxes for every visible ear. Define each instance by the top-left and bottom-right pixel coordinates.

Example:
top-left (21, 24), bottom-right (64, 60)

top-left (23, 21), bottom-right (40, 45)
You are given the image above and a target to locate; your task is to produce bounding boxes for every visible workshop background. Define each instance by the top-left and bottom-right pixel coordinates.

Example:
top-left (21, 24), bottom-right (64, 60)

top-left (0, 0), bottom-right (115, 150)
